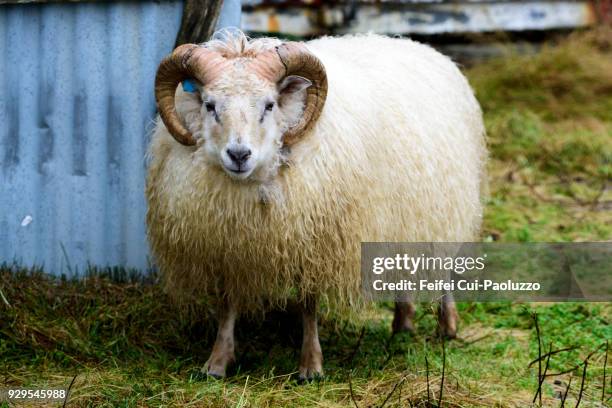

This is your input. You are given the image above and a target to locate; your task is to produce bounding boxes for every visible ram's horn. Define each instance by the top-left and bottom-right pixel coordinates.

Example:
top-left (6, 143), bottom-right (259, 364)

top-left (253, 43), bottom-right (328, 146)
top-left (155, 44), bottom-right (228, 146)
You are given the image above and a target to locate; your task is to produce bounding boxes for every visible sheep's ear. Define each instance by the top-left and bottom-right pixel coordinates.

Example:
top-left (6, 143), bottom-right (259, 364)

top-left (278, 76), bottom-right (312, 111)
top-left (279, 75), bottom-right (312, 95)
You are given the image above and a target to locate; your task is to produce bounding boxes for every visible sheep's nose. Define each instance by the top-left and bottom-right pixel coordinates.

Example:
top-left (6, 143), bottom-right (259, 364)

top-left (226, 147), bottom-right (252, 166)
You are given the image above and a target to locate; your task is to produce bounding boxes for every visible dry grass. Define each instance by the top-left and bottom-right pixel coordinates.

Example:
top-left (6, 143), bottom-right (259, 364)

top-left (1, 267), bottom-right (610, 407)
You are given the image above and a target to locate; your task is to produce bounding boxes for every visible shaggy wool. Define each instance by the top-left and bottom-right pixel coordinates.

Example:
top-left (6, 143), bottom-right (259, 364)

top-left (146, 33), bottom-right (488, 314)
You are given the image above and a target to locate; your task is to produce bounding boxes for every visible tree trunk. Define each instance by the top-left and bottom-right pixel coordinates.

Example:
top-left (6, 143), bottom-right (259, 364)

top-left (175, 0), bottom-right (225, 47)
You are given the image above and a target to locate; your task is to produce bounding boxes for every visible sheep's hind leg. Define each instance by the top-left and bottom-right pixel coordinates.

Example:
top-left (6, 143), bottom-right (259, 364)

top-left (437, 292), bottom-right (459, 339)
top-left (392, 292), bottom-right (415, 334)
top-left (205, 300), bottom-right (237, 378)
top-left (298, 295), bottom-right (323, 381)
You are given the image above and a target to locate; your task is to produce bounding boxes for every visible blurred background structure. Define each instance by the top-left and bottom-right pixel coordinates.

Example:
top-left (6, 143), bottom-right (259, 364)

top-left (0, 0), bottom-right (609, 276)
top-left (242, 0), bottom-right (609, 37)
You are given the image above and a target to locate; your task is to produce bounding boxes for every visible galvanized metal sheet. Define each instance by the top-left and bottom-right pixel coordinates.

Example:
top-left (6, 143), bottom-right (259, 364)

top-left (0, 1), bottom-right (184, 275)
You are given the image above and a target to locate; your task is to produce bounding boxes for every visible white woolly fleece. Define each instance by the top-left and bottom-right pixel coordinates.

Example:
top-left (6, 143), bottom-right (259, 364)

top-left (146, 33), bottom-right (488, 312)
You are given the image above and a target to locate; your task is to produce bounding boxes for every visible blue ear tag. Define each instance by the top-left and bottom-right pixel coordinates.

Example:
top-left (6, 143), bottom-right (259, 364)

top-left (182, 79), bottom-right (198, 93)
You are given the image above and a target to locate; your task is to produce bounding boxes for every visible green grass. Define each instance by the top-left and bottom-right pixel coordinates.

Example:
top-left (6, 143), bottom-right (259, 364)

top-left (472, 28), bottom-right (612, 243)
top-left (1, 28), bottom-right (611, 407)
top-left (1, 271), bottom-right (610, 407)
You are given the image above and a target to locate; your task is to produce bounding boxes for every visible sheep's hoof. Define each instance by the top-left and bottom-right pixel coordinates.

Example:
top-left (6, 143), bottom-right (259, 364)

top-left (204, 364), bottom-right (228, 379)
top-left (206, 371), bottom-right (224, 380)
top-left (297, 371), bottom-right (324, 384)
top-left (392, 316), bottom-right (415, 335)
top-left (298, 349), bottom-right (323, 383)
top-left (203, 359), bottom-right (232, 379)
top-left (190, 367), bottom-right (224, 381)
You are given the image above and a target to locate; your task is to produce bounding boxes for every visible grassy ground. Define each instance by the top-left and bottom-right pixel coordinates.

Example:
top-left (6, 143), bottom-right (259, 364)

top-left (1, 29), bottom-right (611, 407)
top-left (471, 28), bottom-right (611, 243)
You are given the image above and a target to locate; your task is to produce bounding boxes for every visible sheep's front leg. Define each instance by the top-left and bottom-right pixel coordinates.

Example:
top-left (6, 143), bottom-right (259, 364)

top-left (298, 296), bottom-right (323, 381)
top-left (205, 300), bottom-right (237, 378)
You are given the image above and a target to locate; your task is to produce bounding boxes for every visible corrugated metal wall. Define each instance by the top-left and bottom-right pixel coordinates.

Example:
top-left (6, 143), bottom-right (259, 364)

top-left (0, 1), bottom-right (184, 275)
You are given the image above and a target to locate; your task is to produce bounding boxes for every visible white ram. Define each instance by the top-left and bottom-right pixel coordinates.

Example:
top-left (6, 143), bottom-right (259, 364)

top-left (146, 31), bottom-right (487, 379)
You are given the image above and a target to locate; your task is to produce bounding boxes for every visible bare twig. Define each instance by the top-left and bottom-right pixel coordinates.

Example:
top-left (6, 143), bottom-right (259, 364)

top-left (346, 327), bottom-right (366, 408)
top-left (438, 337), bottom-right (446, 408)
top-left (525, 179), bottom-right (559, 204)
top-left (533, 313), bottom-right (543, 406)
top-left (603, 340), bottom-right (608, 404)
top-left (380, 333), bottom-right (397, 368)
top-left (543, 343), bottom-right (552, 381)
top-left (345, 327), bottom-right (366, 366)
top-left (456, 332), bottom-right (494, 348)
top-left (398, 376), bottom-right (403, 407)
top-left (348, 371), bottom-right (360, 408)
top-left (426, 355), bottom-right (431, 405)
top-left (380, 342), bottom-right (393, 369)
top-left (559, 174), bottom-right (607, 208)
top-left (523, 175), bottom-right (606, 210)
top-left (546, 344), bottom-right (605, 377)
top-left (529, 346), bottom-right (580, 368)
top-left (546, 364), bottom-right (584, 378)
top-left (571, 346), bottom-right (602, 408)
top-left (63, 373), bottom-right (78, 408)
top-left (534, 343), bottom-right (553, 404)
top-left (379, 374), bottom-right (407, 408)
top-left (575, 358), bottom-right (588, 408)
top-left (560, 375), bottom-right (572, 408)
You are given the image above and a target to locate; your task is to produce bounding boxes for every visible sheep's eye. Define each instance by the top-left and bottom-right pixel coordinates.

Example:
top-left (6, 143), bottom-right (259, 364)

top-left (265, 102), bottom-right (274, 112)
top-left (205, 102), bottom-right (216, 113)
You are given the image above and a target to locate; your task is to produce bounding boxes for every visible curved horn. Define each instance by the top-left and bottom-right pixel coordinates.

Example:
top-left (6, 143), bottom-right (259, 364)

top-left (155, 44), bottom-right (228, 146)
top-left (252, 42), bottom-right (328, 146)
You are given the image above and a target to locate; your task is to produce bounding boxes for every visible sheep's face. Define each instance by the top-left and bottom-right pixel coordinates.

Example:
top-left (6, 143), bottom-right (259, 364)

top-left (188, 66), bottom-right (311, 181)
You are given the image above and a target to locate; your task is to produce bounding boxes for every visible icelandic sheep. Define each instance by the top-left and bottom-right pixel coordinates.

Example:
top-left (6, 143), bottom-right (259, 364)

top-left (146, 31), bottom-right (487, 380)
